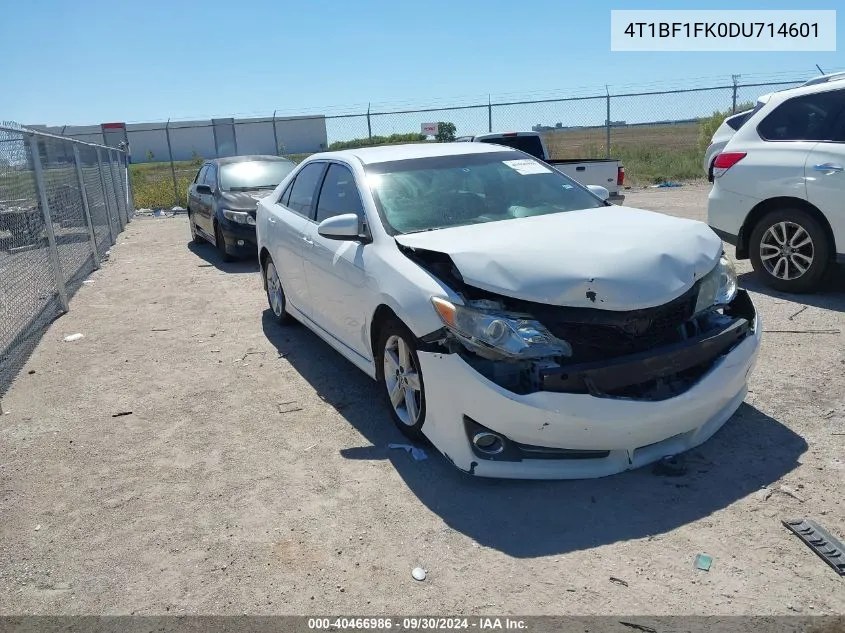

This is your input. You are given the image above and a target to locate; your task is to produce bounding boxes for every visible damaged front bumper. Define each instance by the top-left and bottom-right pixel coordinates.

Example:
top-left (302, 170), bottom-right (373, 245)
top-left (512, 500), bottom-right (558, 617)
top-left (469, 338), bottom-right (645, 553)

top-left (418, 290), bottom-right (761, 479)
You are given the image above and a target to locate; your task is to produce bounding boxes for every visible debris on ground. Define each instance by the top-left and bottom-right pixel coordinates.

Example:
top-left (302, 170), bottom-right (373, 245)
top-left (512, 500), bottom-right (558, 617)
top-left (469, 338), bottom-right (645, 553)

top-left (788, 306), bottom-right (808, 321)
top-left (412, 567), bottom-right (427, 581)
top-left (694, 553), bottom-right (713, 571)
top-left (782, 519), bottom-right (845, 576)
top-left (388, 443), bottom-right (428, 461)
top-left (766, 329), bottom-right (841, 334)
top-left (754, 487), bottom-right (773, 502)
top-left (63, 333), bottom-right (84, 342)
top-left (652, 455), bottom-right (687, 476)
top-left (609, 576), bottom-right (629, 587)
top-left (619, 622), bottom-right (657, 633)
top-left (34, 524), bottom-right (41, 531)
top-left (776, 484), bottom-right (806, 503)
top-left (651, 182), bottom-right (683, 188)
top-left (82, 280), bottom-right (95, 285)
top-left (277, 402), bottom-right (303, 414)
top-left (111, 411), bottom-right (133, 418)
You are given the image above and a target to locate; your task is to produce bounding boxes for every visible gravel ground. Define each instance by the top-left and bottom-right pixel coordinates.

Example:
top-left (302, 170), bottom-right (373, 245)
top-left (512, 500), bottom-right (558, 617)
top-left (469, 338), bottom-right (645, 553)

top-left (1, 184), bottom-right (843, 615)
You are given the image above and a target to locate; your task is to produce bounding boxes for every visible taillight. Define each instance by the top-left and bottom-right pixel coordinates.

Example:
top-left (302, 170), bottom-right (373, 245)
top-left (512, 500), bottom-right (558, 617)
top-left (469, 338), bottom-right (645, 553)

top-left (712, 152), bottom-right (746, 177)
top-left (617, 166), bottom-right (625, 187)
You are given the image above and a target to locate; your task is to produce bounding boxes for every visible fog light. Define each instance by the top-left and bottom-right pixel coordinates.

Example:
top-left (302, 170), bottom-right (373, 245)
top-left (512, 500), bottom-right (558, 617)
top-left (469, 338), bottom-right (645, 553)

top-left (472, 431), bottom-right (504, 455)
top-left (237, 239), bottom-right (245, 246)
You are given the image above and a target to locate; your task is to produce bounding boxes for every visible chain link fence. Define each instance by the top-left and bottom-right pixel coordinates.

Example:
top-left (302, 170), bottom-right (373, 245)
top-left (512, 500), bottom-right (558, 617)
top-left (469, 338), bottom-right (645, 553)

top-left (0, 123), bottom-right (133, 396)
top-left (131, 78), bottom-right (810, 208)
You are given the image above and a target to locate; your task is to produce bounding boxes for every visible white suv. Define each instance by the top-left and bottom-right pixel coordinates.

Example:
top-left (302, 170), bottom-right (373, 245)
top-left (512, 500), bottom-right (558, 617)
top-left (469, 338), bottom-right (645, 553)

top-left (708, 83), bottom-right (845, 293)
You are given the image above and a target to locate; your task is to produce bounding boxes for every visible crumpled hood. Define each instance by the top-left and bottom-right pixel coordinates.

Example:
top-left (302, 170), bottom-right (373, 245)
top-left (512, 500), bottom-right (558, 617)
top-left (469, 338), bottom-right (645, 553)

top-left (220, 190), bottom-right (275, 211)
top-left (394, 206), bottom-right (723, 310)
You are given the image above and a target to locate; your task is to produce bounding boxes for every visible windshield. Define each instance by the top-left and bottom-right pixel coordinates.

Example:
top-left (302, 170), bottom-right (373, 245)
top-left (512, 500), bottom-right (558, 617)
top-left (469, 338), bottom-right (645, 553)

top-left (366, 151), bottom-right (605, 234)
top-left (219, 160), bottom-right (294, 191)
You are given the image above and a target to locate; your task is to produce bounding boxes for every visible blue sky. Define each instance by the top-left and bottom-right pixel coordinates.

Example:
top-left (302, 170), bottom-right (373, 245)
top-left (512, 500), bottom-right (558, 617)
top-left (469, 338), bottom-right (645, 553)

top-left (1, 0), bottom-right (842, 127)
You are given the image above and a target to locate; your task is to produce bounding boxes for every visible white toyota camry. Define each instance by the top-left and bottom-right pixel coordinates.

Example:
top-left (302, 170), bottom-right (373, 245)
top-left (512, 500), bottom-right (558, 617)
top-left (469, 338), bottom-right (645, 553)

top-left (256, 143), bottom-right (761, 479)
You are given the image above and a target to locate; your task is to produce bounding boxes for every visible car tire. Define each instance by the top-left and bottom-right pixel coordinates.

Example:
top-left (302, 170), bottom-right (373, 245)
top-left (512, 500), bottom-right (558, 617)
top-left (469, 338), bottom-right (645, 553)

top-left (264, 257), bottom-right (291, 325)
top-left (188, 211), bottom-right (203, 244)
top-left (215, 222), bottom-right (234, 263)
top-left (376, 318), bottom-right (427, 443)
top-left (749, 208), bottom-right (830, 293)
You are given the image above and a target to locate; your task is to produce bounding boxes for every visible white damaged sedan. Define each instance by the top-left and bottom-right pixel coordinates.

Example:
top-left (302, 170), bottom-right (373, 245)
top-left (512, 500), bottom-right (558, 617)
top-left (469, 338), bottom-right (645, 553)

top-left (256, 143), bottom-right (761, 479)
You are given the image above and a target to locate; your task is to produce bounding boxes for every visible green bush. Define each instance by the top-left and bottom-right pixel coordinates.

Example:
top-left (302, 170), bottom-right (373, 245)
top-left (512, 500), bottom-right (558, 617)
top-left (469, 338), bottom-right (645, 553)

top-left (328, 133), bottom-right (427, 151)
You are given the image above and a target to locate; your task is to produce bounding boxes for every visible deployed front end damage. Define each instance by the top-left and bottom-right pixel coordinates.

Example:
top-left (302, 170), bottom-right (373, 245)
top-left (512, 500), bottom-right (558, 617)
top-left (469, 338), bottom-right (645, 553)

top-left (402, 244), bottom-right (762, 479)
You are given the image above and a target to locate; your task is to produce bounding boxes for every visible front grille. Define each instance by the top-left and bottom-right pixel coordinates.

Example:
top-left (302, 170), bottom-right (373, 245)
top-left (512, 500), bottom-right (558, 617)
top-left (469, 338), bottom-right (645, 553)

top-left (521, 282), bottom-right (700, 362)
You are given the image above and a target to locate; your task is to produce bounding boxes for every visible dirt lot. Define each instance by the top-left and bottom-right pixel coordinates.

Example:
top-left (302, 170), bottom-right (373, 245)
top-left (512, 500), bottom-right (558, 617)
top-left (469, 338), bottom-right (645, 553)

top-left (1, 183), bottom-right (843, 615)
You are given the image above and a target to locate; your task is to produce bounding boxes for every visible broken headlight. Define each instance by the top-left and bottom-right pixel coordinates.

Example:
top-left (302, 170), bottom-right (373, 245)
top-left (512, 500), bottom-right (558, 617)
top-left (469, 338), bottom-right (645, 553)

top-left (431, 297), bottom-right (573, 360)
top-left (694, 255), bottom-right (738, 314)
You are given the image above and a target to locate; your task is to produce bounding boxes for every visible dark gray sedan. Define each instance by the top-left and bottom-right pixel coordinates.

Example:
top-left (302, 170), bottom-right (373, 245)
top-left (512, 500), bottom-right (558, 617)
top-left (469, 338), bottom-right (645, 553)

top-left (187, 155), bottom-right (295, 261)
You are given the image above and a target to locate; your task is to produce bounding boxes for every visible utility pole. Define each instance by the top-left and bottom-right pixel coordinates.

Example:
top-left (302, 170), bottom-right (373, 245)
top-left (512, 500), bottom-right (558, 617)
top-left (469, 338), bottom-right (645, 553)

top-left (731, 74), bottom-right (740, 114)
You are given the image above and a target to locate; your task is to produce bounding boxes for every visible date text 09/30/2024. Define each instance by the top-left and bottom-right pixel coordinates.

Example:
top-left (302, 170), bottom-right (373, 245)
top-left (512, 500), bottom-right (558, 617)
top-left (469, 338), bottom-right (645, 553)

top-left (307, 618), bottom-right (528, 630)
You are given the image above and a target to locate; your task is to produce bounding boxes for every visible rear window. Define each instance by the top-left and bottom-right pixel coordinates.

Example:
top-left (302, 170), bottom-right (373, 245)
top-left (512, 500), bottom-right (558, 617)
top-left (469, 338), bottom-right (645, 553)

top-left (477, 135), bottom-right (545, 159)
top-left (727, 112), bottom-right (751, 131)
top-left (757, 90), bottom-right (845, 142)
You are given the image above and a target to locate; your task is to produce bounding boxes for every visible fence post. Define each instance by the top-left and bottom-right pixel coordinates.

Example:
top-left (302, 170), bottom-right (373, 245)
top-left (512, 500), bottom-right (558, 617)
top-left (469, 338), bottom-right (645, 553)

top-left (272, 110), bottom-right (279, 155)
top-left (488, 95), bottom-right (492, 133)
top-left (731, 74), bottom-right (740, 114)
top-left (110, 150), bottom-right (127, 227)
top-left (29, 134), bottom-right (69, 312)
top-left (96, 148), bottom-right (116, 244)
top-left (165, 118), bottom-right (179, 208)
top-left (125, 151), bottom-right (136, 215)
top-left (367, 104), bottom-right (372, 140)
top-left (72, 145), bottom-right (100, 269)
top-left (605, 86), bottom-right (611, 159)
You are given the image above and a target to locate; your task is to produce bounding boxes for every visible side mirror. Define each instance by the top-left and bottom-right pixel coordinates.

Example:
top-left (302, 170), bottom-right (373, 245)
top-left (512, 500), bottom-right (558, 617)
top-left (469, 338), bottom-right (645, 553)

top-left (317, 213), bottom-right (364, 241)
top-left (587, 185), bottom-right (609, 201)
top-left (196, 184), bottom-right (212, 195)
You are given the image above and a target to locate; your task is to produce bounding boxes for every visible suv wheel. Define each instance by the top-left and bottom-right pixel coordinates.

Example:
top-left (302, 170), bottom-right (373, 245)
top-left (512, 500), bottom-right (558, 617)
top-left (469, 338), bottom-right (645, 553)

top-left (749, 208), bottom-right (830, 293)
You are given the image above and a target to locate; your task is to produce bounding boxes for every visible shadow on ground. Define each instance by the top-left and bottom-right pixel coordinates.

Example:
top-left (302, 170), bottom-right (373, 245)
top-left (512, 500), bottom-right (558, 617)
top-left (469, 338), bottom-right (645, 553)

top-left (262, 311), bottom-right (807, 559)
top-left (187, 241), bottom-right (259, 273)
top-left (738, 265), bottom-right (845, 314)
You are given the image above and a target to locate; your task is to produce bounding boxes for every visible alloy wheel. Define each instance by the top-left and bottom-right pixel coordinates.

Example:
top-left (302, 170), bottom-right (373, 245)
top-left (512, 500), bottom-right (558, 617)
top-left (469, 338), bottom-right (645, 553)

top-left (382, 334), bottom-right (422, 427)
top-left (759, 221), bottom-right (814, 281)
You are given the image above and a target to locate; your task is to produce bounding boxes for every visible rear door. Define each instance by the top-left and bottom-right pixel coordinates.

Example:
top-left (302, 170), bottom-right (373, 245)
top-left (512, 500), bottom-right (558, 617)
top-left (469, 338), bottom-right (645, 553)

top-left (302, 162), bottom-right (371, 358)
top-left (803, 88), bottom-right (845, 255)
top-left (267, 161), bottom-right (326, 316)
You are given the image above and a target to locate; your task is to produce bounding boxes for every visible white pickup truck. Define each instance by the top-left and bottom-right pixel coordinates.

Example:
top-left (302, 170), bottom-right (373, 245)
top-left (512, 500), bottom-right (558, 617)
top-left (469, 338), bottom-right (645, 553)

top-left (457, 131), bottom-right (625, 204)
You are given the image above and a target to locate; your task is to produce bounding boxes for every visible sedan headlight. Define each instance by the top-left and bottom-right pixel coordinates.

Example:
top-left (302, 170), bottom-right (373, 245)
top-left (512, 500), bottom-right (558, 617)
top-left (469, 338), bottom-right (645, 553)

top-left (222, 209), bottom-right (255, 225)
top-left (694, 255), bottom-right (738, 314)
top-left (431, 297), bottom-right (572, 360)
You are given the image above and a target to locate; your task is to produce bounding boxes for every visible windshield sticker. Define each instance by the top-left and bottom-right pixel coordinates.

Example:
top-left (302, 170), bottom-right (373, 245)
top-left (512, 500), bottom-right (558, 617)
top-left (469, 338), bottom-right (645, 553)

top-left (502, 159), bottom-right (552, 175)
top-left (562, 184), bottom-right (573, 189)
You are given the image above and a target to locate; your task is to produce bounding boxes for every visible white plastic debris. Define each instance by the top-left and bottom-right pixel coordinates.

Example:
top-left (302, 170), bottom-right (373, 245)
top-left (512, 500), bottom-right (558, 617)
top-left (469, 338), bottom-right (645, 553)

top-left (63, 333), bottom-right (84, 342)
top-left (34, 524), bottom-right (41, 531)
top-left (412, 567), bottom-right (427, 581)
top-left (82, 280), bottom-right (95, 285)
top-left (388, 443), bottom-right (428, 461)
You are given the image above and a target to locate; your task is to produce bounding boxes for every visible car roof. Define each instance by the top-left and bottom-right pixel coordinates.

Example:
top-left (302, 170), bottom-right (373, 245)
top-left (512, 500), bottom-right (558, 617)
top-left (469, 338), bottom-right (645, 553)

top-left (762, 79), bottom-right (845, 103)
top-left (208, 155), bottom-right (293, 165)
top-left (801, 71), bottom-right (845, 86)
top-left (309, 142), bottom-right (515, 165)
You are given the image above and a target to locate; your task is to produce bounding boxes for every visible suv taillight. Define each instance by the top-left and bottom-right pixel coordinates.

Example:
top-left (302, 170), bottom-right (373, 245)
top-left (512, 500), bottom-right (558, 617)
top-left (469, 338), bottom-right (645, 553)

top-left (617, 166), bottom-right (625, 187)
top-left (712, 152), bottom-right (746, 177)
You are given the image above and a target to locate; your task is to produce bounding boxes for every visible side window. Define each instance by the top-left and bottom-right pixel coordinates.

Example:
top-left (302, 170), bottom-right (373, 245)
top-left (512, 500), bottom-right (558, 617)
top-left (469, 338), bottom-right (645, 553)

top-left (315, 164), bottom-right (364, 223)
top-left (280, 182), bottom-right (293, 206)
top-left (758, 90), bottom-right (845, 142)
top-left (286, 163), bottom-right (326, 217)
top-left (194, 165), bottom-right (208, 184)
top-left (205, 164), bottom-right (218, 188)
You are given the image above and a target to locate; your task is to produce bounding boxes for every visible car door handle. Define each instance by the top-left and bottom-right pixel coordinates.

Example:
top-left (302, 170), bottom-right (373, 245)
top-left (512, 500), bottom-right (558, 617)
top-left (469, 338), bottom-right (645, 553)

top-left (302, 236), bottom-right (314, 247)
top-left (813, 163), bottom-right (844, 172)
top-left (267, 216), bottom-right (276, 224)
